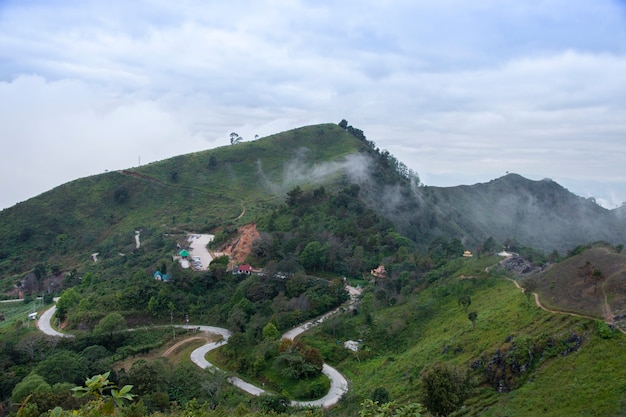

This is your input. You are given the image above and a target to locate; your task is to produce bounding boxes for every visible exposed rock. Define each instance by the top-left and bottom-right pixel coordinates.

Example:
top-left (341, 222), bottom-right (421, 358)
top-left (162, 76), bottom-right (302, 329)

top-left (497, 256), bottom-right (545, 277)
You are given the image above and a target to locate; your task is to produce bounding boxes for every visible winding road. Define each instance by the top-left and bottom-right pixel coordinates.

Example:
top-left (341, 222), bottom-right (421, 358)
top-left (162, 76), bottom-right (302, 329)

top-left (37, 287), bottom-right (360, 408)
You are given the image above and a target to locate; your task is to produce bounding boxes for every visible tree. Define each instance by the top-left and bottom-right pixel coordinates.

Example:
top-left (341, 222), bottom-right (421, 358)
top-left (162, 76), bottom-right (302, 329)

top-left (94, 312), bottom-right (127, 336)
top-left (262, 322), bottom-right (280, 340)
top-left (457, 295), bottom-right (471, 313)
top-left (113, 187), bottom-right (129, 204)
top-left (338, 119), bottom-right (348, 129)
top-left (592, 268), bottom-right (605, 293)
top-left (121, 359), bottom-right (169, 395)
top-left (15, 333), bottom-right (50, 361)
top-left (420, 362), bottom-right (472, 417)
top-left (371, 387), bottom-right (391, 404)
top-left (56, 287), bottom-right (81, 322)
top-left (12, 373), bottom-right (52, 403)
top-left (286, 185), bottom-right (304, 206)
top-left (35, 350), bottom-right (88, 385)
top-left (300, 241), bottom-right (328, 272)
top-left (225, 332), bottom-right (247, 358)
top-left (481, 236), bottom-right (497, 254)
top-left (468, 311), bottom-right (478, 329)
top-left (521, 277), bottom-right (537, 303)
top-left (229, 132), bottom-right (242, 145)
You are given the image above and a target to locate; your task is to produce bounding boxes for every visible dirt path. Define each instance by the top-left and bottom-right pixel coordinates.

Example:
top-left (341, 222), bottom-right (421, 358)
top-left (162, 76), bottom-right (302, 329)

top-left (507, 277), bottom-right (593, 318)
top-left (506, 277), bottom-right (626, 334)
top-left (236, 201), bottom-right (246, 220)
top-left (162, 336), bottom-right (205, 357)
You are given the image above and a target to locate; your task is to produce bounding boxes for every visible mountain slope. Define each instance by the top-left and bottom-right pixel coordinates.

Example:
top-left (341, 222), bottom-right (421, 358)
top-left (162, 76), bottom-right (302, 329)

top-left (534, 245), bottom-right (626, 320)
top-left (0, 123), bottom-right (370, 278)
top-left (1, 123), bottom-right (625, 282)
top-left (412, 174), bottom-right (625, 253)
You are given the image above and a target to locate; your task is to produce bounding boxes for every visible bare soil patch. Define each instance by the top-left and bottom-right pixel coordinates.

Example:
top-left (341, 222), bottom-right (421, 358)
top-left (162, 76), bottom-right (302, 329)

top-left (220, 223), bottom-right (260, 264)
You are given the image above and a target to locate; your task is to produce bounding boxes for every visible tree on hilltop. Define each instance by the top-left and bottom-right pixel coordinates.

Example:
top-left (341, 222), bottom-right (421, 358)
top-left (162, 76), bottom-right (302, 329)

top-left (229, 132), bottom-right (242, 145)
top-left (592, 268), bottom-right (605, 293)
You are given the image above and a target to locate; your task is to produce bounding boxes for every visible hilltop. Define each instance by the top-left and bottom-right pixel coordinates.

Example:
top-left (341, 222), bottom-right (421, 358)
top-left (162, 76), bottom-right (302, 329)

top-left (1, 122), bottom-right (625, 284)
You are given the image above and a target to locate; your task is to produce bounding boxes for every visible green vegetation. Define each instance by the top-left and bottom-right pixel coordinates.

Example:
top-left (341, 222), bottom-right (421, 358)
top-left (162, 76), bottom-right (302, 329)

top-left (1, 122), bottom-right (626, 416)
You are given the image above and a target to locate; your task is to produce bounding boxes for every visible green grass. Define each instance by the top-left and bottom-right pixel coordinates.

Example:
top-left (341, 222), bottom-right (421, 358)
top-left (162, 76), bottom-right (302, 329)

top-left (297, 271), bottom-right (626, 416)
top-left (0, 299), bottom-right (46, 330)
top-left (0, 123), bottom-right (362, 279)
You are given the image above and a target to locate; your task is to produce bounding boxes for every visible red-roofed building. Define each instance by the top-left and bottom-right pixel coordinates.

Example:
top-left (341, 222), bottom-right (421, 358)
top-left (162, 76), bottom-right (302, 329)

top-left (237, 264), bottom-right (253, 275)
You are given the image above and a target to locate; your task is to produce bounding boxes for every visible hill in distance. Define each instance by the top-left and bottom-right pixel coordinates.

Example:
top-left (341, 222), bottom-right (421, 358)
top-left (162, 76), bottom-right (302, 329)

top-left (532, 244), bottom-right (626, 321)
top-left (0, 122), bottom-right (625, 281)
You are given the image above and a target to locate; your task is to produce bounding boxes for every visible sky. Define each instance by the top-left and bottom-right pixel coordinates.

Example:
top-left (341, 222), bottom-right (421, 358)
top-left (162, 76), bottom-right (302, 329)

top-left (1, 0), bottom-right (626, 210)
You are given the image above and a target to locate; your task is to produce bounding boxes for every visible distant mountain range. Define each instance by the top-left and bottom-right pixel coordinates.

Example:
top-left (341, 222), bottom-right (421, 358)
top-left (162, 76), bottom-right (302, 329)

top-left (411, 174), bottom-right (625, 253)
top-left (1, 123), bottom-right (624, 278)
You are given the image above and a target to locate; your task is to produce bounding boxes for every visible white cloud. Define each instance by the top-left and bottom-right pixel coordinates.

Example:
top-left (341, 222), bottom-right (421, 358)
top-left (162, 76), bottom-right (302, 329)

top-left (0, 0), bottom-right (625, 209)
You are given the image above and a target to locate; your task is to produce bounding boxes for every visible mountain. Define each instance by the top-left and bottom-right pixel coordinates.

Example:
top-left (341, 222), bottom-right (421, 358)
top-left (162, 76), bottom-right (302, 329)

top-left (0, 124), bottom-right (368, 278)
top-left (0, 123), bottom-right (625, 281)
top-left (415, 174), bottom-right (626, 253)
top-left (2, 122), bottom-right (626, 416)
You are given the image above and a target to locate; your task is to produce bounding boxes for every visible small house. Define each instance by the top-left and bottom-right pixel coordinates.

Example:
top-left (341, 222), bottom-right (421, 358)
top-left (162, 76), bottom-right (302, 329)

top-left (236, 264), bottom-right (253, 275)
top-left (153, 271), bottom-right (171, 282)
top-left (28, 312), bottom-right (38, 320)
top-left (463, 250), bottom-right (473, 258)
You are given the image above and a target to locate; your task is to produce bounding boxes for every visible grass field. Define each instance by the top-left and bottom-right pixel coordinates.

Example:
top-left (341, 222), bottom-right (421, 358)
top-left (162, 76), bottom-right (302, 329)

top-left (0, 299), bottom-right (48, 330)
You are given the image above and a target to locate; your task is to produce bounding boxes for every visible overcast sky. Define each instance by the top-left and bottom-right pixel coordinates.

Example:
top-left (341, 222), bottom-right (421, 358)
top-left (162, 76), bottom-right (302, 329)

top-left (1, 0), bottom-right (625, 210)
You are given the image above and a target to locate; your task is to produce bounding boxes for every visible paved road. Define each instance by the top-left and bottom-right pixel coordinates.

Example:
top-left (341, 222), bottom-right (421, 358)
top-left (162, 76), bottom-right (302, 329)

top-left (37, 287), bottom-right (360, 408)
top-left (37, 305), bottom-right (73, 338)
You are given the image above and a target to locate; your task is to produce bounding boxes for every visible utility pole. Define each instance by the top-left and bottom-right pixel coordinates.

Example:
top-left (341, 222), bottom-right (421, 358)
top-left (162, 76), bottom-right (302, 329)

top-left (170, 310), bottom-right (175, 340)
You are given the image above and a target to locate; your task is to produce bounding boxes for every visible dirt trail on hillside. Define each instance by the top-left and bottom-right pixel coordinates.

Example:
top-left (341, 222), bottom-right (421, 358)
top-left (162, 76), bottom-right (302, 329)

top-left (162, 336), bottom-right (206, 357)
top-left (507, 277), bottom-right (626, 334)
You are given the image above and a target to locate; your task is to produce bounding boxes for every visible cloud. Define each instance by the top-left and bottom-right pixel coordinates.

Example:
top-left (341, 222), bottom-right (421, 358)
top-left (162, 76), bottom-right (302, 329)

top-left (0, 0), bottom-right (625, 209)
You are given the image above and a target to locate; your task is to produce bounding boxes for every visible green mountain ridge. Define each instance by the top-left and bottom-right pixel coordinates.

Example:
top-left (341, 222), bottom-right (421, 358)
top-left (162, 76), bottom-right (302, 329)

top-left (1, 123), bottom-right (625, 280)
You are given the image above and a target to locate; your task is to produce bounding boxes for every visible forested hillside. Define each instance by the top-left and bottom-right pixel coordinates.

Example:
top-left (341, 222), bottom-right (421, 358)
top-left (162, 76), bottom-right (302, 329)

top-left (1, 122), bottom-right (626, 417)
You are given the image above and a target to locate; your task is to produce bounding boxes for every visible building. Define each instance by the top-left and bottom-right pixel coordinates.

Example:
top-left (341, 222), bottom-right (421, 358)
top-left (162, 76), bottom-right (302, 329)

top-left (236, 264), bottom-right (253, 274)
